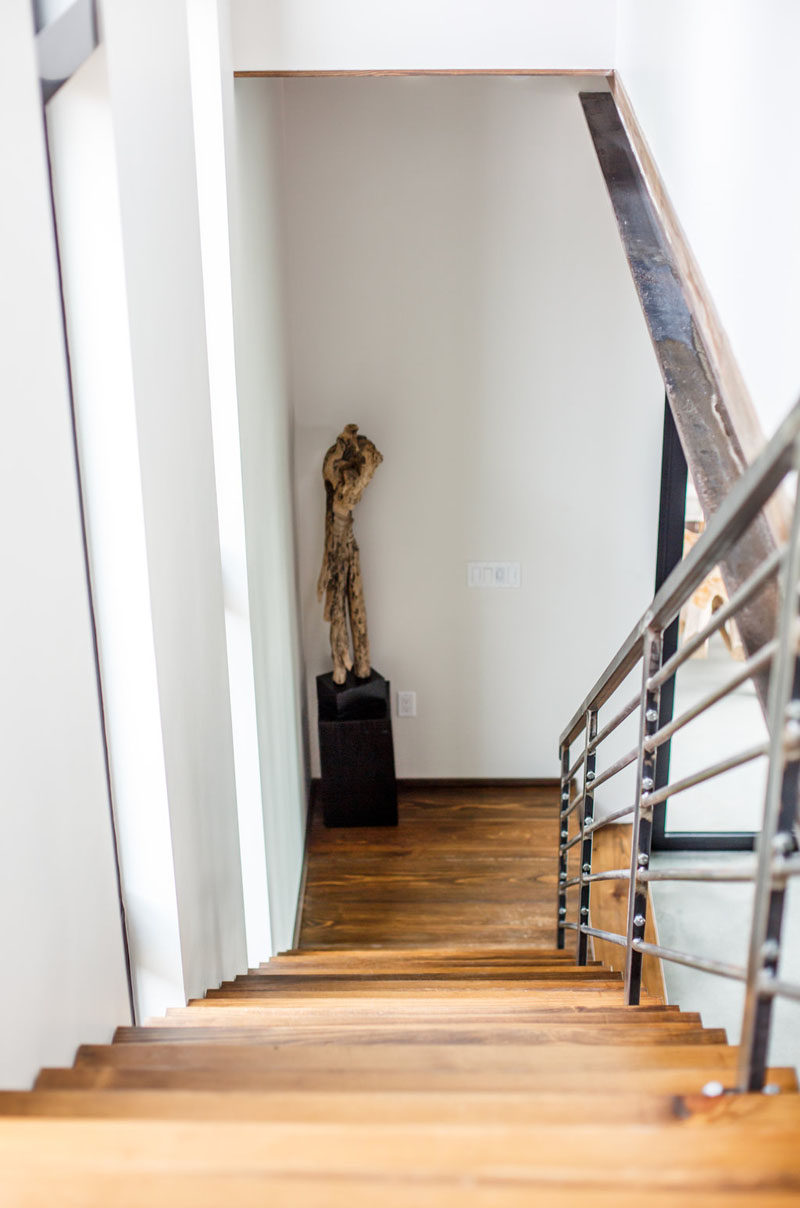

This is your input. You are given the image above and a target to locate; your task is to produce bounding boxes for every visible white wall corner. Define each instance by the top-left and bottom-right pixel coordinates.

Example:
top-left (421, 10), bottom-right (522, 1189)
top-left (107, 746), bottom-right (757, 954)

top-left (100, 0), bottom-right (247, 999)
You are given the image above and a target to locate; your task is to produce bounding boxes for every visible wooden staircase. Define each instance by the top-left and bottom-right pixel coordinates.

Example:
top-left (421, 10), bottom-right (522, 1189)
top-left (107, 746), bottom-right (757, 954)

top-left (2, 945), bottom-right (800, 1203)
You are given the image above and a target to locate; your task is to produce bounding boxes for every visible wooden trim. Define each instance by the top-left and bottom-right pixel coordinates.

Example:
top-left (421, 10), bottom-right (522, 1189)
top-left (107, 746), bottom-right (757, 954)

top-left (235, 68), bottom-right (611, 79)
top-left (291, 781), bottom-right (316, 951)
top-left (608, 73), bottom-right (788, 540)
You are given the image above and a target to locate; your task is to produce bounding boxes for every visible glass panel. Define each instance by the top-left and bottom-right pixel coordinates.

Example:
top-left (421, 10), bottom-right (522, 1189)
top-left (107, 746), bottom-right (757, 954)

top-left (665, 477), bottom-right (768, 835)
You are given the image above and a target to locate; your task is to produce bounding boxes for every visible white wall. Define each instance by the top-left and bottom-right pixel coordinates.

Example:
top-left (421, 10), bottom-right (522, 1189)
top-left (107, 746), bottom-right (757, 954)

top-left (101, 0), bottom-right (247, 999)
top-left (0, 0), bottom-right (131, 1087)
top-left (46, 45), bottom-right (186, 1021)
top-left (270, 75), bottom-right (665, 777)
top-left (231, 79), bottom-right (309, 949)
top-left (230, 0), bottom-right (616, 72)
top-left (616, 0), bottom-right (800, 439)
top-left (186, 0), bottom-right (273, 969)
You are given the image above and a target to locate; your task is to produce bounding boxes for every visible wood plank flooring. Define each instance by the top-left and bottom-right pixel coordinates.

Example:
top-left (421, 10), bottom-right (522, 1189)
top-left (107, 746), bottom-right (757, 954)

top-left (298, 783), bottom-right (559, 948)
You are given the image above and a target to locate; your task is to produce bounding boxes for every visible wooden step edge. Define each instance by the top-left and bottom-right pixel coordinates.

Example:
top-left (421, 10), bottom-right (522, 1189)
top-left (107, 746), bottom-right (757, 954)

top-left (121, 1008), bottom-right (696, 1036)
top-left (32, 1064), bottom-right (799, 1094)
top-left (274, 947), bottom-right (575, 958)
top-left (162, 996), bottom-right (666, 1019)
top-left (68, 1041), bottom-right (742, 1071)
top-left (110, 1025), bottom-right (730, 1047)
top-left (2, 1087), bottom-right (799, 1124)
top-left (239, 968), bottom-right (607, 982)
top-left (113, 1011), bottom-right (700, 1041)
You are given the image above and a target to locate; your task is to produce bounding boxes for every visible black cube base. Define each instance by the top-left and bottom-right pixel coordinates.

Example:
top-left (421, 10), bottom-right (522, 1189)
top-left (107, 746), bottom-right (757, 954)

top-left (317, 668), bottom-right (398, 827)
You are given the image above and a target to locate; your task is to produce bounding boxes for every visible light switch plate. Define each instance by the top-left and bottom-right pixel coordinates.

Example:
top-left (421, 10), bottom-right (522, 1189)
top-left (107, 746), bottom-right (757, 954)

top-left (397, 691), bottom-right (416, 717)
top-left (467, 562), bottom-right (521, 588)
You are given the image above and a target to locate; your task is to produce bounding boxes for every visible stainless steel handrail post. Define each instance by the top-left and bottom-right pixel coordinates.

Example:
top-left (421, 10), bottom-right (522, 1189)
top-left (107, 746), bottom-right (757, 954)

top-left (577, 709), bottom-right (597, 965)
top-left (738, 442), bottom-right (800, 1091)
top-left (625, 630), bottom-right (662, 1004)
top-left (557, 743), bottom-right (570, 948)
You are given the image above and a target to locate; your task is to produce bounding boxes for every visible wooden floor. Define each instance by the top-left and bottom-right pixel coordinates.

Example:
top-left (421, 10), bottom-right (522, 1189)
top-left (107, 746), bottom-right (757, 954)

top-left (298, 783), bottom-right (559, 949)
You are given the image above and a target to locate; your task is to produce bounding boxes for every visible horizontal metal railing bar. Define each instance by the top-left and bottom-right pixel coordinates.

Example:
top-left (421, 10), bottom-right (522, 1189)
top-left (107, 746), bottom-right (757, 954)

top-left (648, 546), bottom-right (785, 691)
top-left (640, 855), bottom-right (800, 884)
top-left (589, 692), bottom-right (640, 753)
top-left (584, 868), bottom-right (629, 883)
top-left (564, 875), bottom-right (582, 889)
top-left (567, 749), bottom-right (586, 782)
top-left (643, 640), bottom-right (776, 755)
top-left (642, 742), bottom-right (769, 809)
top-left (560, 792), bottom-right (585, 821)
top-left (759, 977), bottom-right (800, 1003)
top-left (561, 632), bottom-right (643, 751)
top-left (579, 856), bottom-right (800, 886)
top-left (632, 939), bottom-right (746, 982)
top-left (560, 397), bottom-right (800, 749)
top-left (590, 745), bottom-right (639, 792)
top-left (560, 832), bottom-right (583, 853)
top-left (584, 802), bottom-right (636, 834)
top-left (580, 925), bottom-right (627, 948)
top-left (559, 921), bottom-right (578, 931)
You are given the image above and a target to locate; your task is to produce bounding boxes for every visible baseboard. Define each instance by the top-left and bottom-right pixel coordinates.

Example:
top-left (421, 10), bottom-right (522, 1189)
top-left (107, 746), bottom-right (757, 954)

top-left (309, 777), bottom-right (559, 792)
top-left (291, 780), bottom-right (316, 951)
top-left (397, 777), bottom-right (560, 789)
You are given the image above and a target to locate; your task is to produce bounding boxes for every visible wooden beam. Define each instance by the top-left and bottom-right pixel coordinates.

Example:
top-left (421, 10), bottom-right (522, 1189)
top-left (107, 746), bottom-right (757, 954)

top-left (579, 90), bottom-right (779, 679)
top-left (608, 75), bottom-right (769, 484)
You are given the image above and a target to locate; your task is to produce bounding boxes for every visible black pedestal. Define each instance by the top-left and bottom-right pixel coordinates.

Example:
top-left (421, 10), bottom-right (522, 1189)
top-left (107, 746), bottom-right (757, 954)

top-left (317, 668), bottom-right (398, 827)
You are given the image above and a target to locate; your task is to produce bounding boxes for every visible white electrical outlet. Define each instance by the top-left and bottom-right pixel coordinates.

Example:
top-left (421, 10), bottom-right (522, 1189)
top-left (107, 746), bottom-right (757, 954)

top-left (467, 562), bottom-right (521, 588)
top-left (397, 691), bottom-right (416, 717)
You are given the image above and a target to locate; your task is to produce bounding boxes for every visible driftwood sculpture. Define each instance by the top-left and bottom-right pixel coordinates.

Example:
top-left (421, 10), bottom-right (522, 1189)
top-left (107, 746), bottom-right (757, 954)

top-left (317, 424), bottom-right (383, 684)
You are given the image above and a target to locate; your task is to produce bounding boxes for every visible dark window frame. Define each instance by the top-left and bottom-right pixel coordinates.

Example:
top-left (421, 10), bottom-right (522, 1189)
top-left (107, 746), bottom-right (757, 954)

top-left (652, 396), bottom-right (756, 853)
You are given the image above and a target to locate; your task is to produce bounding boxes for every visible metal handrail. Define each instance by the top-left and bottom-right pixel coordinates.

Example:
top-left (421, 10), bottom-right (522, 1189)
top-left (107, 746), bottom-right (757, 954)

top-left (582, 855), bottom-right (800, 884)
top-left (641, 742), bottom-right (769, 809)
top-left (584, 801), bottom-right (636, 834)
top-left (560, 400), bottom-right (800, 751)
top-left (557, 396), bottom-right (800, 1093)
top-left (643, 641), bottom-right (776, 753)
top-left (588, 691), bottom-right (640, 753)
top-left (648, 546), bottom-right (783, 691)
top-left (588, 745), bottom-right (638, 792)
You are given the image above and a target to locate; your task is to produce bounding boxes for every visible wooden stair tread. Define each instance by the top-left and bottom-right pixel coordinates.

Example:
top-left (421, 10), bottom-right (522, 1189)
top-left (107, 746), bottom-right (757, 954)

top-left (5, 774), bottom-right (796, 1200)
top-left (4, 1087), bottom-right (799, 1126)
top-left (110, 1024), bottom-right (727, 1047)
top-left (228, 966), bottom-right (616, 985)
top-left (7, 928), bottom-right (798, 1200)
top-left (109, 1024), bottom-right (729, 1053)
top-left (3, 1117), bottom-right (800, 1191)
top-left (167, 1000), bottom-right (696, 1019)
top-left (34, 1063), bottom-right (798, 1093)
top-left (274, 946), bottom-right (571, 958)
top-left (162, 997), bottom-right (657, 1021)
top-left (203, 975), bottom-right (625, 996)
top-left (168, 989), bottom-right (652, 1012)
top-left (68, 1042), bottom-right (745, 1072)
top-left (3, 1173), bottom-right (800, 1208)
